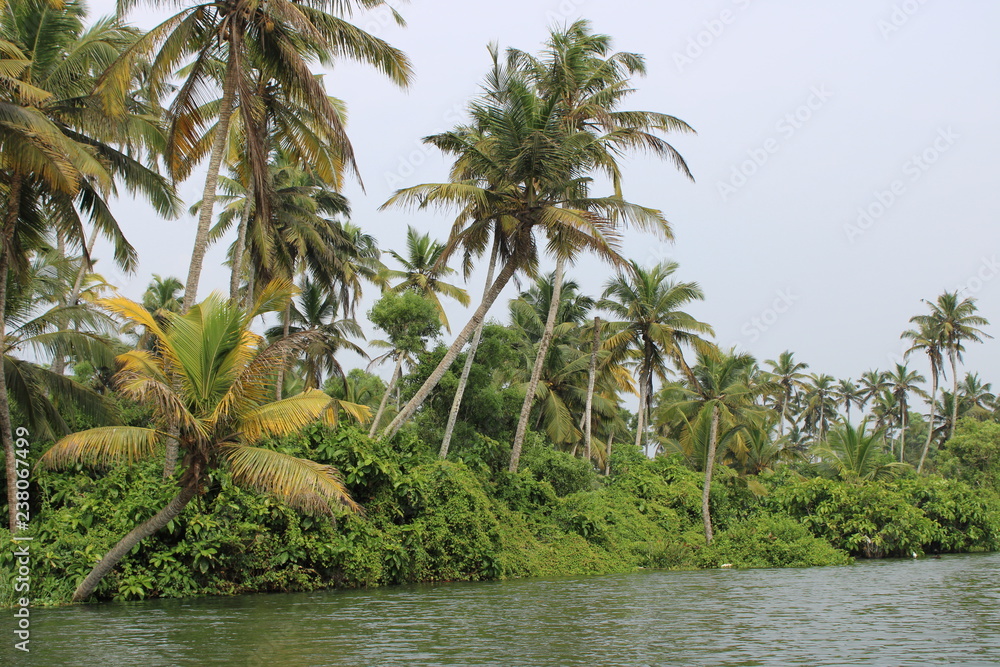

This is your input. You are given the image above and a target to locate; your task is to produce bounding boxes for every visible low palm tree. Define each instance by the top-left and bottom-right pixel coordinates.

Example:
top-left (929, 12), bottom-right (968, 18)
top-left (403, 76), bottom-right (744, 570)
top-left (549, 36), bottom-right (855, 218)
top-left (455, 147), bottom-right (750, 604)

top-left (816, 420), bottom-right (908, 482)
top-left (857, 369), bottom-right (889, 416)
top-left (902, 319), bottom-right (943, 473)
top-left (801, 374), bottom-right (837, 441)
top-left (834, 379), bottom-right (863, 424)
top-left (40, 281), bottom-right (368, 602)
top-left (885, 363), bottom-right (927, 463)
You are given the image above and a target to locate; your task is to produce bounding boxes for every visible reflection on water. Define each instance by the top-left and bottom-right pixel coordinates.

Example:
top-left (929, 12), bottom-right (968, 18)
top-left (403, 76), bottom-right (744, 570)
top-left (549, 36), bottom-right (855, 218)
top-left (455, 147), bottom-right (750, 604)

top-left (6, 552), bottom-right (1000, 666)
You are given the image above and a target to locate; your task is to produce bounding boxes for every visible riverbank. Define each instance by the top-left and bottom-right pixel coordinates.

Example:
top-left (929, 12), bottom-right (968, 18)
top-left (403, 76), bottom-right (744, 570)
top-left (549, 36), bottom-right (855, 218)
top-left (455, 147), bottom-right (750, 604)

top-left (3, 423), bottom-right (998, 606)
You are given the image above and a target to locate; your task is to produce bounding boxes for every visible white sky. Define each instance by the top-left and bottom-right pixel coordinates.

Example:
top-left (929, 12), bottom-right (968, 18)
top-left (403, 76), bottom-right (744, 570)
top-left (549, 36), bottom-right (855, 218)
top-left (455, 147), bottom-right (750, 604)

top-left (87, 0), bottom-right (1000, 395)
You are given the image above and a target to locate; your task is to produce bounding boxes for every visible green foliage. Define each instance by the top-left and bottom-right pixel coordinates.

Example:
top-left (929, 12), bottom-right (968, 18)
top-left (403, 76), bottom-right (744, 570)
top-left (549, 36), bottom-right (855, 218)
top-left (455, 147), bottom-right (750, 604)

top-left (520, 440), bottom-right (598, 497)
top-left (695, 515), bottom-right (851, 569)
top-left (937, 419), bottom-right (1000, 489)
top-left (368, 291), bottom-right (442, 353)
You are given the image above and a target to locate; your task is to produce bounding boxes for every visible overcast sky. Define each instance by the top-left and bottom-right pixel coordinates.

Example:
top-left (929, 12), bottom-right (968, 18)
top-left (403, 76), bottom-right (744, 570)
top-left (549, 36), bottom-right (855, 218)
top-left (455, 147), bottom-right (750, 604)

top-left (88, 0), bottom-right (1000, 394)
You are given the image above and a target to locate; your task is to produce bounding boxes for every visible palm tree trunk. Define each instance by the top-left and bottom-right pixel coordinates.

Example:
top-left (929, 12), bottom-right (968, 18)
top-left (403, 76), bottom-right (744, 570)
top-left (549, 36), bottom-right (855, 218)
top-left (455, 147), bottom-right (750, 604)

top-left (509, 255), bottom-right (565, 472)
top-left (73, 468), bottom-right (201, 602)
top-left (181, 60), bottom-right (238, 314)
top-left (779, 390), bottom-right (788, 438)
top-left (583, 317), bottom-right (601, 463)
top-left (604, 430), bottom-right (614, 475)
top-left (229, 197), bottom-right (252, 302)
top-left (949, 350), bottom-right (959, 440)
top-left (52, 226), bottom-right (101, 377)
top-left (634, 361), bottom-right (649, 451)
top-left (2, 175), bottom-right (22, 532)
top-left (899, 400), bottom-right (907, 463)
top-left (369, 353), bottom-right (404, 438)
top-left (275, 303), bottom-right (291, 401)
top-left (702, 403), bottom-right (720, 545)
top-left (439, 237), bottom-right (499, 459)
top-left (380, 256), bottom-right (519, 441)
top-left (918, 369), bottom-right (938, 473)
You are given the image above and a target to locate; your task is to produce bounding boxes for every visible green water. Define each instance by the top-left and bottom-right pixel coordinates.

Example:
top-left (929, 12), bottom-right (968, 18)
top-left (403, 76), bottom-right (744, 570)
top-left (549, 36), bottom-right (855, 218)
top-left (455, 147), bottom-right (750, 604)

top-left (5, 553), bottom-right (1000, 666)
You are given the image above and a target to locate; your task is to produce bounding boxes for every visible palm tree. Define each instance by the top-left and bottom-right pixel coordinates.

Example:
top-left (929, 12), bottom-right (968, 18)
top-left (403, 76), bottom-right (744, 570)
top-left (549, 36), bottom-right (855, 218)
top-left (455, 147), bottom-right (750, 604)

top-left (600, 261), bottom-right (713, 456)
top-left (917, 292), bottom-right (991, 440)
top-left (40, 281), bottom-right (368, 602)
top-left (266, 278), bottom-right (366, 390)
top-left (764, 351), bottom-right (809, 436)
top-left (885, 363), bottom-right (927, 463)
top-left (958, 372), bottom-right (995, 419)
top-left (678, 348), bottom-right (771, 544)
top-left (902, 319), bottom-right (943, 472)
top-left (382, 226), bottom-right (470, 333)
top-left (801, 374), bottom-right (837, 441)
top-left (816, 419), bottom-right (908, 482)
top-left (858, 369), bottom-right (889, 417)
top-left (379, 40), bottom-right (660, 444)
top-left (834, 379), bottom-right (864, 424)
top-left (1, 0), bottom-right (177, 531)
top-left (100, 0), bottom-right (412, 313)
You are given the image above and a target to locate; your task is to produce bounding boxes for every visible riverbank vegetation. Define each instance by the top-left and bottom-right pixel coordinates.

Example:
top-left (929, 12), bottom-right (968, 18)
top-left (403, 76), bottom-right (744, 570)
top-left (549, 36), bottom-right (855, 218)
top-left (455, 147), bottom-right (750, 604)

top-left (1, 2), bottom-right (999, 605)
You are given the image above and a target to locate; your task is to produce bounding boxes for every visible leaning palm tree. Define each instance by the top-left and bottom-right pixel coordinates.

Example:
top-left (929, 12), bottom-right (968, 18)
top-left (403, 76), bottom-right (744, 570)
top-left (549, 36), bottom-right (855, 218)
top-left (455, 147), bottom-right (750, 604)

top-left (40, 281), bottom-right (369, 602)
top-left (100, 0), bottom-right (412, 312)
top-left (382, 226), bottom-right (470, 333)
top-left (764, 351), bottom-right (809, 437)
top-left (600, 260), bottom-right (713, 454)
top-left (902, 319), bottom-right (943, 472)
top-left (915, 292), bottom-right (991, 440)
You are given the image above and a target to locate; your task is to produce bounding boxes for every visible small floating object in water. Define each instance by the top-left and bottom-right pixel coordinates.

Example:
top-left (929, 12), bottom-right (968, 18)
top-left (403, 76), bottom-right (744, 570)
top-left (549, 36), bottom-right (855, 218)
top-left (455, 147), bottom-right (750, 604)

top-left (912, 552), bottom-right (918, 559)
top-left (720, 564), bottom-right (733, 568)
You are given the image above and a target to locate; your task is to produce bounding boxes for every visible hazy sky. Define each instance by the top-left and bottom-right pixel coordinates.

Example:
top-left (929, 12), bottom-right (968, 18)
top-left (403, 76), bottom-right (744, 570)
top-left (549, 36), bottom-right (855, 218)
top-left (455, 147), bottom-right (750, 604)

top-left (87, 0), bottom-right (1000, 394)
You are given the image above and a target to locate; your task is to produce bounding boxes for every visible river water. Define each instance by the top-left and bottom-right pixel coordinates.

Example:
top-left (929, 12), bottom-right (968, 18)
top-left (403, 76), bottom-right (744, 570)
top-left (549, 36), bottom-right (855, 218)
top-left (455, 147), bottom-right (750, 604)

top-left (6, 552), bottom-right (1000, 666)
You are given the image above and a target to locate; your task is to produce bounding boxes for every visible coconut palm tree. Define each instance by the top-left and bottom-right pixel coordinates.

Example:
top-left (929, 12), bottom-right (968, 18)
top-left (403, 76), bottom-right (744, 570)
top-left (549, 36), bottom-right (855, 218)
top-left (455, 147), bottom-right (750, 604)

top-left (801, 374), bottom-right (837, 441)
top-left (858, 369), bottom-right (889, 418)
top-left (902, 319), bottom-right (944, 472)
top-left (40, 281), bottom-right (368, 602)
top-left (379, 42), bottom-right (655, 445)
top-left (99, 0), bottom-right (412, 312)
top-left (676, 348), bottom-right (771, 544)
top-left (764, 351), bottom-right (809, 437)
top-left (382, 226), bottom-right (470, 333)
top-left (1, 0), bottom-right (177, 531)
top-left (266, 277), bottom-right (366, 390)
top-left (885, 363), bottom-right (927, 463)
top-left (600, 260), bottom-right (713, 456)
top-left (834, 379), bottom-right (864, 424)
top-left (916, 292), bottom-right (991, 440)
top-left (958, 372), bottom-right (995, 419)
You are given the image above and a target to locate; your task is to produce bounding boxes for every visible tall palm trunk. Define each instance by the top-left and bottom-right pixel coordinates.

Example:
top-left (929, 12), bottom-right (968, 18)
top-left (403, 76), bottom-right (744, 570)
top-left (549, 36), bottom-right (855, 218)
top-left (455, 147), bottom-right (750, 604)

top-left (229, 197), bottom-right (252, 302)
top-left (918, 367), bottom-right (938, 473)
top-left (369, 353), bottom-right (404, 438)
top-left (779, 390), bottom-right (788, 438)
top-left (899, 399), bottom-right (907, 463)
top-left (949, 350), bottom-right (959, 440)
top-left (2, 175), bottom-right (22, 532)
top-left (604, 430), bottom-right (614, 475)
top-left (275, 302), bottom-right (291, 401)
top-left (701, 403), bottom-right (720, 545)
top-left (52, 226), bottom-right (100, 377)
top-left (73, 467), bottom-right (201, 602)
top-left (634, 354), bottom-right (651, 451)
top-left (439, 237), bottom-right (499, 459)
top-left (380, 256), bottom-right (519, 441)
top-left (583, 317), bottom-right (601, 463)
top-left (181, 61), bottom-right (238, 314)
top-left (509, 255), bottom-right (565, 472)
